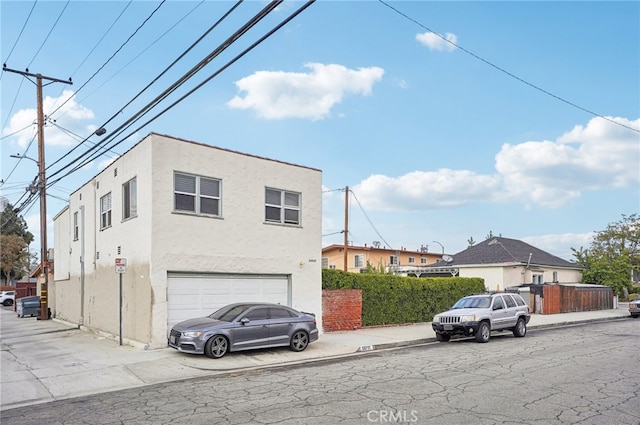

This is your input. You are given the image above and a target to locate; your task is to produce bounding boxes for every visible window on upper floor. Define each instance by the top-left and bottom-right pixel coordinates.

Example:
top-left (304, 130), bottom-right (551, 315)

top-left (552, 271), bottom-right (558, 283)
top-left (265, 188), bottom-right (300, 226)
top-left (322, 257), bottom-right (329, 269)
top-left (174, 172), bottom-right (221, 216)
top-left (73, 211), bottom-right (79, 241)
top-left (420, 258), bottom-right (427, 264)
top-left (123, 177), bottom-right (137, 220)
top-left (100, 193), bottom-right (112, 230)
top-left (390, 255), bottom-right (398, 265)
top-left (354, 254), bottom-right (364, 268)
top-left (408, 257), bottom-right (415, 264)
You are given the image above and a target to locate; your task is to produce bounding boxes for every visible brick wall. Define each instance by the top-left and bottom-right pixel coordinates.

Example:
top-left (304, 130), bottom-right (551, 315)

top-left (322, 289), bottom-right (362, 332)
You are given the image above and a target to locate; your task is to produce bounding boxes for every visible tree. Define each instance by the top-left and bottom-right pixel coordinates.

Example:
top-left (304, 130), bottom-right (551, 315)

top-left (0, 204), bottom-right (34, 245)
top-left (0, 234), bottom-right (30, 284)
top-left (572, 213), bottom-right (640, 298)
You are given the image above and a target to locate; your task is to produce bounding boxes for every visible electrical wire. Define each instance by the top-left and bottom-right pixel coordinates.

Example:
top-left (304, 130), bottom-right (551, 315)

top-left (349, 189), bottom-right (393, 250)
top-left (378, 0), bottom-right (640, 134)
top-left (47, 0), bottom-right (288, 183)
top-left (1, 0), bottom-right (37, 66)
top-left (45, 0), bottom-right (243, 174)
top-left (26, 0), bottom-right (70, 69)
top-left (47, 0), bottom-right (166, 119)
top-left (48, 1), bottom-right (134, 115)
top-left (51, 0), bottom-right (315, 183)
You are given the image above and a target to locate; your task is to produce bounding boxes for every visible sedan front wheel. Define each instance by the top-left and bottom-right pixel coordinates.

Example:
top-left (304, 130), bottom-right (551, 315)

top-left (204, 335), bottom-right (229, 359)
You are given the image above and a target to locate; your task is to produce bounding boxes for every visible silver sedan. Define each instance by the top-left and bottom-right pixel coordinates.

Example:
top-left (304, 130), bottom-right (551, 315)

top-left (168, 303), bottom-right (319, 358)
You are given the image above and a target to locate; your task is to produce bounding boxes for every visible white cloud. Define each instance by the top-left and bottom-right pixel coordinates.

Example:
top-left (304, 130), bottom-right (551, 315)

top-left (522, 232), bottom-right (595, 261)
top-left (353, 169), bottom-right (501, 211)
top-left (3, 90), bottom-right (95, 148)
top-left (416, 32), bottom-right (458, 52)
top-left (227, 63), bottom-right (384, 120)
top-left (351, 116), bottom-right (639, 212)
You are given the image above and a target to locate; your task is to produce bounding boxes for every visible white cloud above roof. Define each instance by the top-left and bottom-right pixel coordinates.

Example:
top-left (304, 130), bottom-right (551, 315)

top-left (227, 63), bottom-right (384, 120)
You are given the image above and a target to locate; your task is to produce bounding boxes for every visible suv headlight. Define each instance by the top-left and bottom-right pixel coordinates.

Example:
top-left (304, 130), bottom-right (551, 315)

top-left (433, 315), bottom-right (441, 323)
top-left (181, 331), bottom-right (202, 338)
top-left (460, 314), bottom-right (476, 322)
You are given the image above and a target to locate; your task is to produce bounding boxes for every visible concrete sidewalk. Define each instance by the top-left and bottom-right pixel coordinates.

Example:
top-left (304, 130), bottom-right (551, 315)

top-left (0, 304), bottom-right (631, 411)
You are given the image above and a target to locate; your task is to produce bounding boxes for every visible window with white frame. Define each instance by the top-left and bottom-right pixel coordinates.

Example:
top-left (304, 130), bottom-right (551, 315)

top-left (552, 271), bottom-right (558, 283)
top-left (354, 254), bottom-right (364, 268)
top-left (100, 193), bottom-right (112, 230)
top-left (265, 188), bottom-right (300, 225)
top-left (390, 255), bottom-right (398, 265)
top-left (122, 177), bottom-right (137, 220)
top-left (174, 172), bottom-right (221, 216)
top-left (322, 257), bottom-right (329, 269)
top-left (533, 274), bottom-right (543, 284)
top-left (73, 211), bottom-right (79, 241)
top-left (420, 258), bottom-right (427, 264)
top-left (408, 257), bottom-right (415, 264)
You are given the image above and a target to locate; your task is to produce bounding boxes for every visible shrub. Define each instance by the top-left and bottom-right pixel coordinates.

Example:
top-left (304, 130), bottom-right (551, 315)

top-left (322, 269), bottom-right (485, 326)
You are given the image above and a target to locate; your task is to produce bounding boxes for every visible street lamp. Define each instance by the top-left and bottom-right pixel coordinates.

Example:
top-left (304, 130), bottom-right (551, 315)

top-left (10, 153), bottom-right (38, 164)
top-left (433, 240), bottom-right (444, 254)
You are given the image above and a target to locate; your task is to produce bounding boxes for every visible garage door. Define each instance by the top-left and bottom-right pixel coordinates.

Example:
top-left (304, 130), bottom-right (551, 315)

top-left (167, 273), bottom-right (290, 332)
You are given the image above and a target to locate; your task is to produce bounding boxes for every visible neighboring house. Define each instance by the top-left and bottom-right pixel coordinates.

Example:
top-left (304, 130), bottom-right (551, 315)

top-left (322, 243), bottom-right (443, 273)
top-left (53, 133), bottom-right (323, 348)
top-left (424, 237), bottom-right (584, 290)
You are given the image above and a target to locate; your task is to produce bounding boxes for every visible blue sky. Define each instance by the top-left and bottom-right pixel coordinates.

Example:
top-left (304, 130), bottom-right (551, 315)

top-left (1, 0), bottom-right (639, 262)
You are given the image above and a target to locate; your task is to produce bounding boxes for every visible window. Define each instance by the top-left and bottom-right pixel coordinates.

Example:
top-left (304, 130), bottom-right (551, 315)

top-left (493, 296), bottom-right (504, 310)
top-left (174, 172), bottom-right (221, 216)
top-left (100, 193), bottom-right (112, 229)
top-left (73, 212), bottom-right (79, 241)
top-left (503, 295), bottom-right (516, 308)
top-left (354, 254), bottom-right (364, 268)
top-left (270, 308), bottom-right (295, 319)
top-left (552, 271), bottom-right (558, 283)
top-left (322, 257), bottom-right (329, 269)
top-left (408, 257), bottom-right (415, 264)
top-left (532, 274), bottom-right (543, 284)
top-left (122, 177), bottom-right (137, 220)
top-left (265, 188), bottom-right (300, 225)
top-left (243, 308), bottom-right (269, 321)
top-left (389, 255), bottom-right (398, 265)
top-left (420, 258), bottom-right (427, 264)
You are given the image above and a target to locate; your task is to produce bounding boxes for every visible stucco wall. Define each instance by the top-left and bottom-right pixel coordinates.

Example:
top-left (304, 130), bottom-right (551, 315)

top-left (53, 134), bottom-right (323, 348)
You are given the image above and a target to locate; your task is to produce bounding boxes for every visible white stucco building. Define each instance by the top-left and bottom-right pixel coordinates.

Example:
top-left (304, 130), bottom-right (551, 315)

top-left (53, 133), bottom-right (323, 348)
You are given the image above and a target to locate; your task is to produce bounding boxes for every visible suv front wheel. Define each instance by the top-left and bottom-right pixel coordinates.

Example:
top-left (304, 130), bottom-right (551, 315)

top-left (475, 322), bottom-right (491, 343)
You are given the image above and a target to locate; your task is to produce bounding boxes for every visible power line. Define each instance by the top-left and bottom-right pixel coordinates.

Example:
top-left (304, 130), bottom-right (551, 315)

top-left (349, 189), bottom-right (393, 250)
top-left (378, 0), bottom-right (640, 134)
top-left (1, 0), bottom-right (38, 66)
top-left (47, 0), bottom-right (299, 185)
top-left (48, 0), bottom-right (167, 119)
top-left (27, 0), bottom-right (70, 68)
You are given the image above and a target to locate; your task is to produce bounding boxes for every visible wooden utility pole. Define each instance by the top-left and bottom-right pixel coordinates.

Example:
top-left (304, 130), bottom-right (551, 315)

top-left (3, 66), bottom-right (72, 320)
top-left (343, 186), bottom-right (349, 271)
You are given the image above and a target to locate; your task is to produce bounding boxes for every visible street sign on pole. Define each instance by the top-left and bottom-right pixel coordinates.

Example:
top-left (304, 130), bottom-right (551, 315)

top-left (115, 258), bottom-right (127, 274)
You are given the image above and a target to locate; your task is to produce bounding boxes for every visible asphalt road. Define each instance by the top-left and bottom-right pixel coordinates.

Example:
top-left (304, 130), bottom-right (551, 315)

top-left (1, 320), bottom-right (638, 425)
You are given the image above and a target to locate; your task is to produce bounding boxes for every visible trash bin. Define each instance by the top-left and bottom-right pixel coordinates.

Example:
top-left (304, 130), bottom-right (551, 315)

top-left (17, 296), bottom-right (40, 318)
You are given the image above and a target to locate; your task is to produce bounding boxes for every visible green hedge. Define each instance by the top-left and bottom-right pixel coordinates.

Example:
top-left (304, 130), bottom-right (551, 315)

top-left (322, 269), bottom-right (485, 326)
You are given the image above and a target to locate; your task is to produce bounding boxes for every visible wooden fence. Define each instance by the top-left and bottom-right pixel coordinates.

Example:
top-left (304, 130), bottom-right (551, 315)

top-left (532, 284), bottom-right (613, 314)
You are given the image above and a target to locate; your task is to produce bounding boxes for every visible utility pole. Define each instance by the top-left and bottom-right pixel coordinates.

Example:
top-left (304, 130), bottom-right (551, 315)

top-left (3, 66), bottom-right (72, 320)
top-left (343, 186), bottom-right (349, 272)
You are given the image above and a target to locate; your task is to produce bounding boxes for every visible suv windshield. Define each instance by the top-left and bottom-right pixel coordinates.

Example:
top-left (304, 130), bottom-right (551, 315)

top-left (452, 297), bottom-right (491, 309)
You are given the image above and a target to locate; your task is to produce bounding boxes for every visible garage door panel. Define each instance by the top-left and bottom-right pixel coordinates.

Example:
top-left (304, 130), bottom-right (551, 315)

top-left (167, 274), bottom-right (289, 333)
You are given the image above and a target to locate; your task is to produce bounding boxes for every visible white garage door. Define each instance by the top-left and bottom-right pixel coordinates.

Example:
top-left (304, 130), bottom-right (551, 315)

top-left (167, 273), bottom-right (290, 332)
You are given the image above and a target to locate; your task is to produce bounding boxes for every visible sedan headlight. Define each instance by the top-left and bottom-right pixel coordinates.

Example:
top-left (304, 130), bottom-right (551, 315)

top-left (460, 314), bottom-right (476, 322)
top-left (181, 331), bottom-right (202, 338)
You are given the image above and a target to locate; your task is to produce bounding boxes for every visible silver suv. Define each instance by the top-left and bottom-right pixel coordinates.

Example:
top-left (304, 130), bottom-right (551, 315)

top-left (432, 292), bottom-right (530, 343)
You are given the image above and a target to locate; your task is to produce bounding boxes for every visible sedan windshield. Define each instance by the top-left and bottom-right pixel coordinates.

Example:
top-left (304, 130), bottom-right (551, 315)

top-left (209, 305), bottom-right (248, 322)
top-left (452, 297), bottom-right (491, 309)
